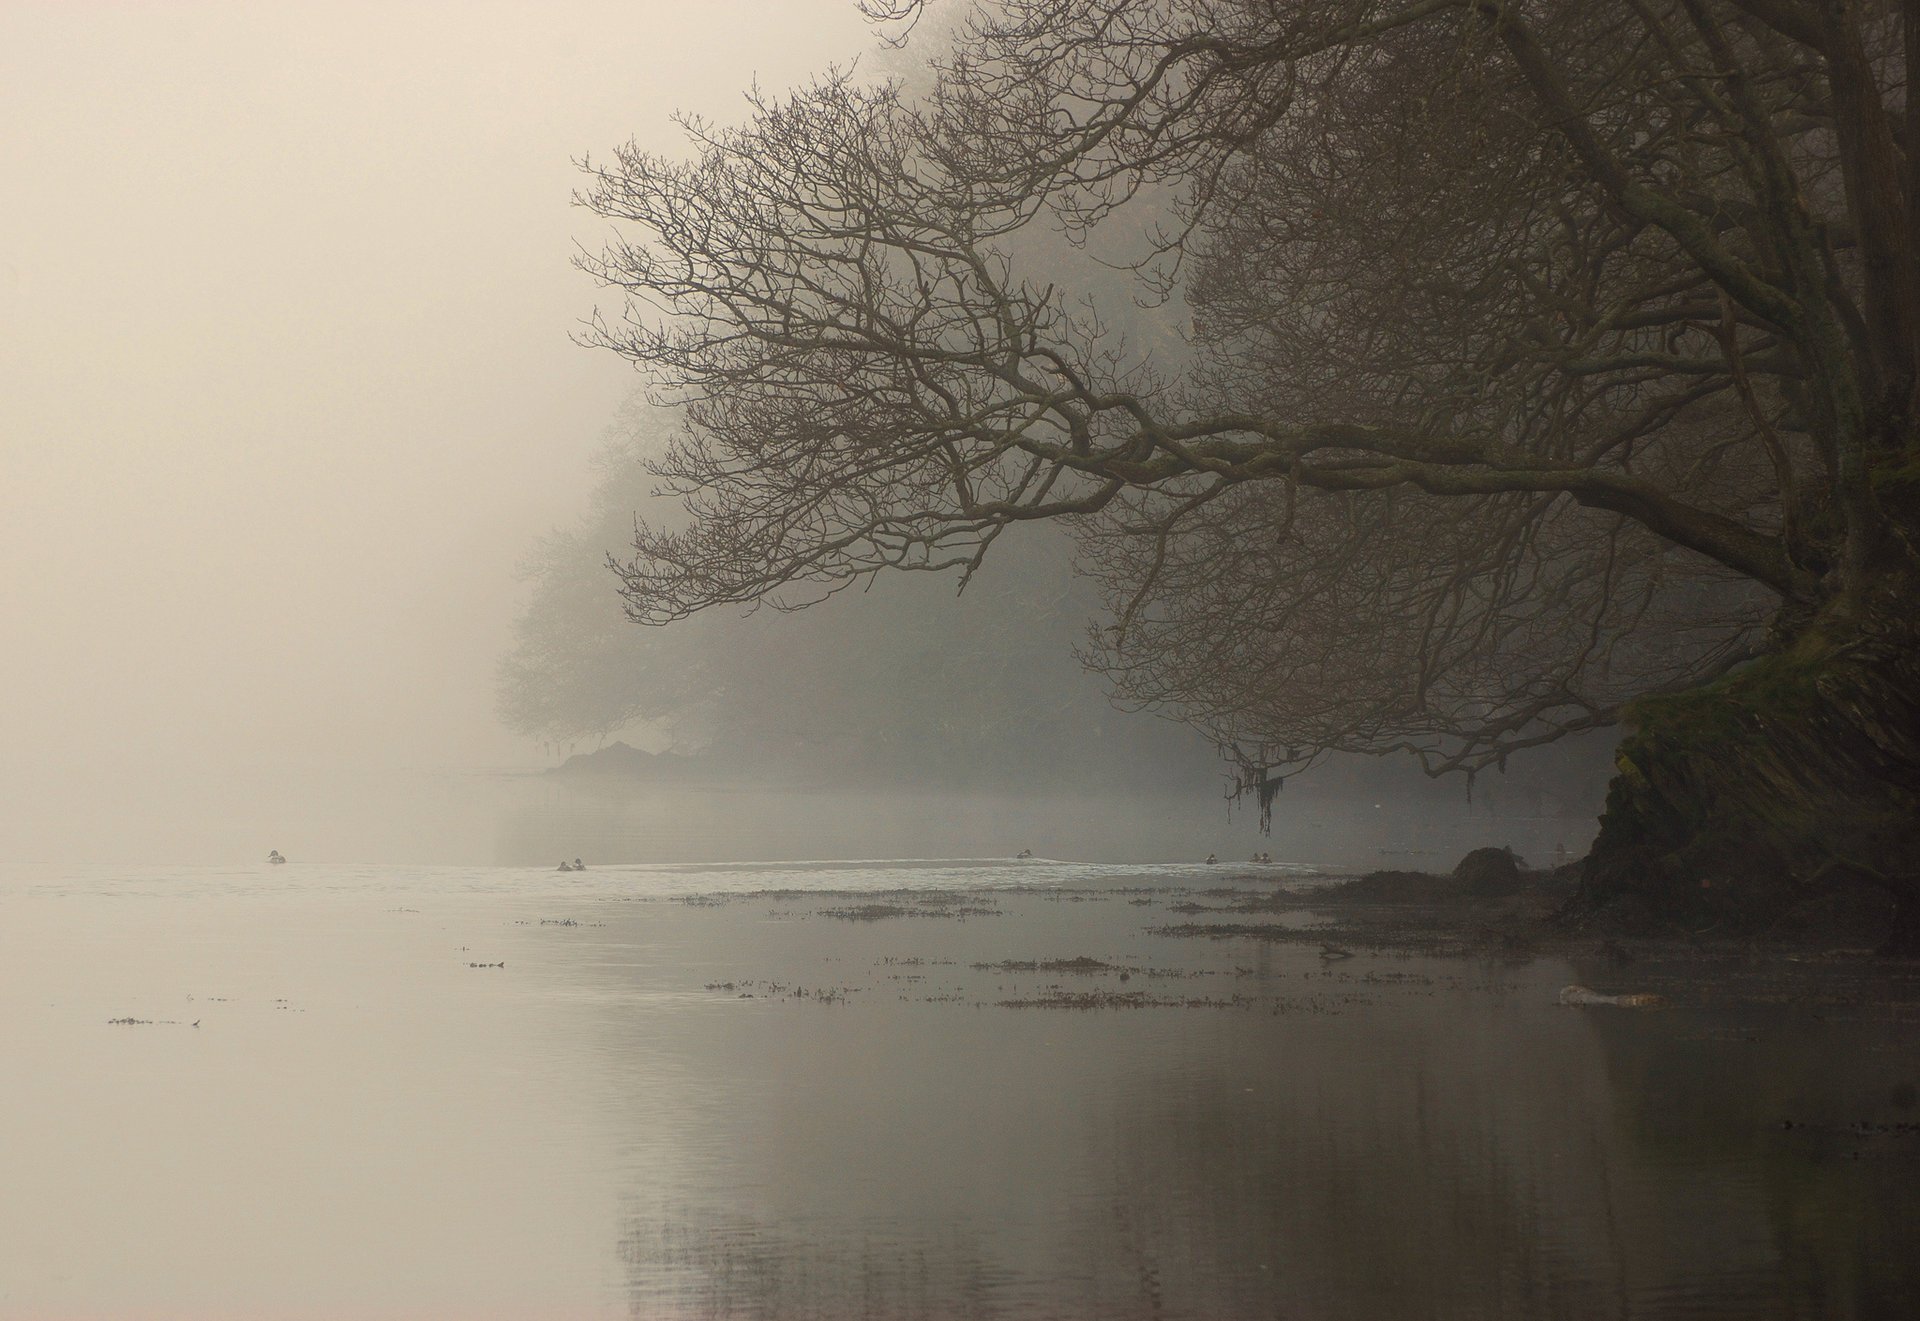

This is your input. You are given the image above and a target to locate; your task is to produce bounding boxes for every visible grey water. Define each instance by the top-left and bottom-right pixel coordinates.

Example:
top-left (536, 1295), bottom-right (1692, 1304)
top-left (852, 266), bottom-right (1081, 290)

top-left (3, 857), bottom-right (1915, 1320)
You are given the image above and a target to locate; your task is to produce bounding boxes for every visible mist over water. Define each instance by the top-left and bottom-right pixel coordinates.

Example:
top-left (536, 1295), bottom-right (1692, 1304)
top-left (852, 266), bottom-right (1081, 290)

top-left (0, 761), bottom-right (1598, 874)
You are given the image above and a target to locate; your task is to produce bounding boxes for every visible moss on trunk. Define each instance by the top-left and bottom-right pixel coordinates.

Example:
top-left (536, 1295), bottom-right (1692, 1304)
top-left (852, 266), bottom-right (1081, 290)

top-left (1571, 618), bottom-right (1920, 950)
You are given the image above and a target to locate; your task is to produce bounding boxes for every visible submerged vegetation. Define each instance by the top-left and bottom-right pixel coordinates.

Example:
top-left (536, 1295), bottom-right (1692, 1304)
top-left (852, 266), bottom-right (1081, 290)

top-left (571, 1), bottom-right (1920, 944)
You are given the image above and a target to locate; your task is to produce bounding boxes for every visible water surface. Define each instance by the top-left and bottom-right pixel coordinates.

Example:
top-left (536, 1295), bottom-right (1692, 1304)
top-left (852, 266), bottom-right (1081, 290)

top-left (2, 860), bottom-right (1914, 1319)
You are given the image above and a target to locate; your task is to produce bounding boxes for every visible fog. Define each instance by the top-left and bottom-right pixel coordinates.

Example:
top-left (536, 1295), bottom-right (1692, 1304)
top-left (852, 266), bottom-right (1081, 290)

top-left (1, 2), bottom-right (882, 849)
top-left (0, 4), bottom-right (1615, 868)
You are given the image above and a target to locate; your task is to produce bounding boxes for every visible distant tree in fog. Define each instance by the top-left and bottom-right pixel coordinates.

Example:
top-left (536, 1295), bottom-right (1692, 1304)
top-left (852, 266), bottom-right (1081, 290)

top-left (498, 401), bottom-right (695, 750)
top-left (574, 0), bottom-right (1920, 927)
top-left (499, 398), bottom-right (1214, 785)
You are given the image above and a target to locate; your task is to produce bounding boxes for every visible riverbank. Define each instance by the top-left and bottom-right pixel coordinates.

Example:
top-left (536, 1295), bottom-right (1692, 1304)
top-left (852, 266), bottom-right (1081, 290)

top-left (1194, 843), bottom-right (1920, 965)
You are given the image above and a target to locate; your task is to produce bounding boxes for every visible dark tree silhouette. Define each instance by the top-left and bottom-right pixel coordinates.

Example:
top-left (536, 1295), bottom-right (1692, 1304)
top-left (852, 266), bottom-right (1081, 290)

top-left (578, 1), bottom-right (1920, 939)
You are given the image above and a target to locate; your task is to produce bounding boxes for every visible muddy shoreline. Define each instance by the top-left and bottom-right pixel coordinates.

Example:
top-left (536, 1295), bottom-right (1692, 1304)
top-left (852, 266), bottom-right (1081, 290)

top-left (1144, 861), bottom-right (1920, 1010)
top-left (642, 868), bottom-right (1920, 1019)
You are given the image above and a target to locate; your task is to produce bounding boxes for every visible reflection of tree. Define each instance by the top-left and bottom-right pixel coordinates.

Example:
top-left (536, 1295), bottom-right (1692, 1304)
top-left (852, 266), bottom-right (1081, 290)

top-left (1090, 991), bottom-right (1636, 1317)
top-left (1098, 979), bottom-right (1917, 1318)
top-left (1579, 983), bottom-right (1920, 1316)
top-left (579, 890), bottom-right (1917, 1318)
top-left (620, 1205), bottom-right (1004, 1321)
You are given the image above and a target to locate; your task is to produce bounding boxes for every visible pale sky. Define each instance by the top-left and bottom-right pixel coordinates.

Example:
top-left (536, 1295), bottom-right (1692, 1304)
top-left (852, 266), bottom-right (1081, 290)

top-left (1, 0), bottom-right (882, 777)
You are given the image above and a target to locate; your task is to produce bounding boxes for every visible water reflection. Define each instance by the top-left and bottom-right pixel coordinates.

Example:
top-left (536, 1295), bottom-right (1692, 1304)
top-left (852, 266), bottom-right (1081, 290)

top-left (623, 1208), bottom-right (1010, 1321)
top-left (1, 866), bottom-right (1912, 1319)
top-left (580, 896), bottom-right (1917, 1319)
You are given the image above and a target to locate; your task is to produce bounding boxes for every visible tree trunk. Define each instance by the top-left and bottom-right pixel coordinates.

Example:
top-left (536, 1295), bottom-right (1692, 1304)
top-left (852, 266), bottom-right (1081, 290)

top-left (1568, 585), bottom-right (1920, 952)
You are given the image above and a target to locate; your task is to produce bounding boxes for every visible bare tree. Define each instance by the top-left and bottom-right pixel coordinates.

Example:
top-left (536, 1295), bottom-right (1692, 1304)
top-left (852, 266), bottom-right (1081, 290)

top-left (577, 1), bottom-right (1919, 935)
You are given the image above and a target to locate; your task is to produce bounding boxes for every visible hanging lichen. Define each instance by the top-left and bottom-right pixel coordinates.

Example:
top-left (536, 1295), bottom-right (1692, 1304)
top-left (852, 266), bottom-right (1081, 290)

top-left (1226, 746), bottom-right (1288, 835)
top-left (1256, 770), bottom-right (1284, 834)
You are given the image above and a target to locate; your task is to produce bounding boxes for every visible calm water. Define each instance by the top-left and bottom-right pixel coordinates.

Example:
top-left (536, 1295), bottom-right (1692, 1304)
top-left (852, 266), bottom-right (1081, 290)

top-left (2, 859), bottom-right (1916, 1320)
top-left (0, 764), bottom-right (1597, 872)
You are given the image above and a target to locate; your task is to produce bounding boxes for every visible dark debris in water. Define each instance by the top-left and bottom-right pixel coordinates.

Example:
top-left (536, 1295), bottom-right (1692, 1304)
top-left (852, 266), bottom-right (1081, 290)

top-left (1155, 921), bottom-right (1322, 942)
top-left (995, 989), bottom-right (1280, 1010)
top-left (996, 990), bottom-right (1183, 1009)
top-left (108, 1016), bottom-right (197, 1026)
top-left (819, 901), bottom-right (1000, 921)
top-left (972, 957), bottom-right (1114, 973)
top-left (1780, 1118), bottom-right (1920, 1136)
top-left (1776, 1117), bottom-right (1920, 1161)
top-left (705, 979), bottom-right (852, 1003)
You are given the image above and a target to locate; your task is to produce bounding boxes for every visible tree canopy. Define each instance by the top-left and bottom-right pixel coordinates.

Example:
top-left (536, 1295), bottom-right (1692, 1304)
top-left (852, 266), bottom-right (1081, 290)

top-left (577, 0), bottom-right (1914, 804)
